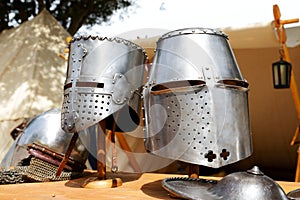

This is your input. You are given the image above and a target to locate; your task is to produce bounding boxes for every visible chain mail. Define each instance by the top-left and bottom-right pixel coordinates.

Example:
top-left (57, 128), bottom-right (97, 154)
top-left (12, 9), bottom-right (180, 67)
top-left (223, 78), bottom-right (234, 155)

top-left (0, 156), bottom-right (75, 184)
top-left (0, 169), bottom-right (24, 184)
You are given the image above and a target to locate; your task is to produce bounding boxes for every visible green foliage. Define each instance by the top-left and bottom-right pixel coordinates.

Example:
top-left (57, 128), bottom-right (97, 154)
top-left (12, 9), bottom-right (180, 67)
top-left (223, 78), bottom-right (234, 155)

top-left (0, 0), bottom-right (132, 35)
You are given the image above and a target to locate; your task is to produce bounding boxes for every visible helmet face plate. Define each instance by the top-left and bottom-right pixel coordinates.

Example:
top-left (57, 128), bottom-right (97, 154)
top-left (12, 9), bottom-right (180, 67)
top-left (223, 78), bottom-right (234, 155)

top-left (61, 36), bottom-right (147, 133)
top-left (143, 28), bottom-right (252, 168)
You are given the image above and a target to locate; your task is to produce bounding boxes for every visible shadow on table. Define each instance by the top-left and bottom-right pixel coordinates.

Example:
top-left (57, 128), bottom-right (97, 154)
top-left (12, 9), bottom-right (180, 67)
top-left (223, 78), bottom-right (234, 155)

top-left (65, 171), bottom-right (143, 188)
top-left (141, 179), bottom-right (174, 199)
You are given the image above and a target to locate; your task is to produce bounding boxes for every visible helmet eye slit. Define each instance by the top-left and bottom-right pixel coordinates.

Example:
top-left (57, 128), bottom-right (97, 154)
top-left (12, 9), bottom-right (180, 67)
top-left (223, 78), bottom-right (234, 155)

top-left (76, 82), bottom-right (104, 88)
top-left (151, 80), bottom-right (206, 95)
top-left (217, 79), bottom-right (248, 88)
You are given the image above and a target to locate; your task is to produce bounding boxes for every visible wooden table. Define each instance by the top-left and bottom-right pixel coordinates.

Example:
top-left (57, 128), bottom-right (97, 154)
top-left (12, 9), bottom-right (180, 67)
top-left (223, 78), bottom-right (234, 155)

top-left (1, 171), bottom-right (300, 200)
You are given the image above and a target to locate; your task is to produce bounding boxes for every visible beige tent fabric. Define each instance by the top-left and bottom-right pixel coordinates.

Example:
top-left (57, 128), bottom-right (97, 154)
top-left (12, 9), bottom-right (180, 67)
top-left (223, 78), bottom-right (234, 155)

top-left (0, 10), bottom-right (70, 161)
top-left (222, 22), bottom-right (280, 49)
top-left (286, 26), bottom-right (300, 47)
top-left (230, 46), bottom-right (300, 180)
top-left (132, 22), bottom-right (283, 61)
top-left (132, 22), bottom-right (300, 52)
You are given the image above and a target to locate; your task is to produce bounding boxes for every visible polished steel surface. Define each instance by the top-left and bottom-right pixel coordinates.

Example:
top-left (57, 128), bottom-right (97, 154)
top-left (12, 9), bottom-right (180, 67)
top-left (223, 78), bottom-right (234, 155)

top-left (208, 166), bottom-right (289, 200)
top-left (143, 27), bottom-right (252, 168)
top-left (0, 108), bottom-right (89, 170)
top-left (287, 188), bottom-right (300, 200)
top-left (61, 36), bottom-right (147, 133)
top-left (162, 166), bottom-right (290, 200)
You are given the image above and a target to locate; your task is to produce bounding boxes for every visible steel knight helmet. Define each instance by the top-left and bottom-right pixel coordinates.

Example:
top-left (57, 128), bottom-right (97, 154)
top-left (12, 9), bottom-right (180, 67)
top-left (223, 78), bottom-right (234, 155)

top-left (0, 108), bottom-right (89, 182)
top-left (143, 27), bottom-right (252, 168)
top-left (62, 36), bottom-right (147, 133)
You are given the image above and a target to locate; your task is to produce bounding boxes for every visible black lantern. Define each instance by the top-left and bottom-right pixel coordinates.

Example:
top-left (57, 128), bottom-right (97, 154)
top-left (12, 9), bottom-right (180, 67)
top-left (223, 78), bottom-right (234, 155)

top-left (272, 57), bottom-right (292, 89)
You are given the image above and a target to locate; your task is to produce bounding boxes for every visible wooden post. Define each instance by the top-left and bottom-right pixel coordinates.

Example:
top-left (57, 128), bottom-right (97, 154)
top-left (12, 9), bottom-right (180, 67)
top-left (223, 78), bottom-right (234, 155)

top-left (56, 132), bottom-right (79, 177)
top-left (273, 4), bottom-right (300, 182)
top-left (97, 120), bottom-right (107, 180)
top-left (82, 120), bottom-right (122, 188)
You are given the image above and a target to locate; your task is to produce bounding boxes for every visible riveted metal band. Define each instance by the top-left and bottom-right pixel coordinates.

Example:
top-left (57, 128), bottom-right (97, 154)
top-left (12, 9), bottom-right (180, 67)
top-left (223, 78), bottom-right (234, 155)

top-left (71, 35), bottom-right (148, 59)
top-left (158, 27), bottom-right (228, 43)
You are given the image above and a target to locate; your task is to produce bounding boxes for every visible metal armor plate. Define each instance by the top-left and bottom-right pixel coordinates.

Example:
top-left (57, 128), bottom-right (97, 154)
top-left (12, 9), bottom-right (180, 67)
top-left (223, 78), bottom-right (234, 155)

top-left (143, 28), bottom-right (252, 168)
top-left (61, 36), bottom-right (147, 133)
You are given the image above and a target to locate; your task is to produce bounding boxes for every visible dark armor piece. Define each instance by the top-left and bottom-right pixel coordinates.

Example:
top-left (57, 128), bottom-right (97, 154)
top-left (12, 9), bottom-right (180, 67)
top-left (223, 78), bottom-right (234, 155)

top-left (162, 166), bottom-right (290, 200)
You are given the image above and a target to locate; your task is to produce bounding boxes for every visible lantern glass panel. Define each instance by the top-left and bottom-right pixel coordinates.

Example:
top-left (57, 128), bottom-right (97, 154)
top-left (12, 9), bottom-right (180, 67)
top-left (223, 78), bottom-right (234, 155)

top-left (273, 64), bottom-right (279, 86)
top-left (272, 59), bottom-right (292, 89)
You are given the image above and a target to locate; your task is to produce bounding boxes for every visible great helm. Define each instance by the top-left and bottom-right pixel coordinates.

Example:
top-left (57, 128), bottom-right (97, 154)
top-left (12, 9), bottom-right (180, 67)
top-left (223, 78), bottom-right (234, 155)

top-left (61, 36), bottom-right (147, 133)
top-left (143, 27), bottom-right (252, 168)
top-left (0, 108), bottom-right (89, 181)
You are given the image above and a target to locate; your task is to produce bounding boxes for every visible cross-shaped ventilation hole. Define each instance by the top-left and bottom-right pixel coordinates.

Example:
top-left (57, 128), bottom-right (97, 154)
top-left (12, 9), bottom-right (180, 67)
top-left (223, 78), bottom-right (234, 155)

top-left (220, 149), bottom-right (230, 160)
top-left (204, 150), bottom-right (216, 162)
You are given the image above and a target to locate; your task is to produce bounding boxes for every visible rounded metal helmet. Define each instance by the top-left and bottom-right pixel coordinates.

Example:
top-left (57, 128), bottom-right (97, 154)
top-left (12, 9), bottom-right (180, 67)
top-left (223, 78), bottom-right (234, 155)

top-left (61, 36), bottom-right (147, 133)
top-left (162, 166), bottom-right (290, 200)
top-left (143, 27), bottom-right (252, 168)
top-left (0, 108), bottom-right (89, 182)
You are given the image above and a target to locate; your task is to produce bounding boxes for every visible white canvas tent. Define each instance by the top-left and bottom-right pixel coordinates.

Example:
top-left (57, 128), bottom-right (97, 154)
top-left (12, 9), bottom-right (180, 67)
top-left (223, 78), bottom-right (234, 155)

top-left (0, 10), bottom-right (70, 161)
